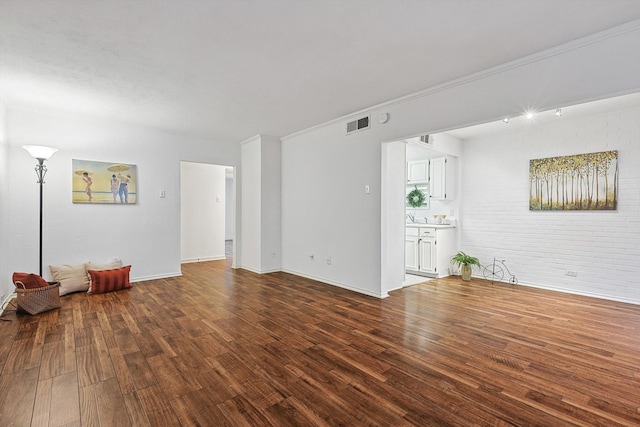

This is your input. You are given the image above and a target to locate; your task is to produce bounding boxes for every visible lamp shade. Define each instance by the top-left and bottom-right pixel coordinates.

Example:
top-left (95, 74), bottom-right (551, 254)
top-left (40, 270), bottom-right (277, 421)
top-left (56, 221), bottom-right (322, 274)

top-left (23, 145), bottom-right (58, 160)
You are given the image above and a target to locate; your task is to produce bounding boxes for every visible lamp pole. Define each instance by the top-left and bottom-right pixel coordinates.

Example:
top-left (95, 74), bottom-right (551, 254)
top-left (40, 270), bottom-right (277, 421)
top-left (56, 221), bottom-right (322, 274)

top-left (35, 159), bottom-right (46, 276)
top-left (23, 146), bottom-right (58, 277)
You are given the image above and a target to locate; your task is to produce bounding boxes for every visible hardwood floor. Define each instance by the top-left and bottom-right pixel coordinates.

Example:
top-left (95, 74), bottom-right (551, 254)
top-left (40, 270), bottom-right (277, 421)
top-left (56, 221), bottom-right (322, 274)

top-left (1, 258), bottom-right (639, 426)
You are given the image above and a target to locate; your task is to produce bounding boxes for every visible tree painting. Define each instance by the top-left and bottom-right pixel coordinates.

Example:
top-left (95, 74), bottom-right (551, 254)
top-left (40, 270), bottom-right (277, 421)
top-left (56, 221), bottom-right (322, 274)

top-left (530, 151), bottom-right (618, 211)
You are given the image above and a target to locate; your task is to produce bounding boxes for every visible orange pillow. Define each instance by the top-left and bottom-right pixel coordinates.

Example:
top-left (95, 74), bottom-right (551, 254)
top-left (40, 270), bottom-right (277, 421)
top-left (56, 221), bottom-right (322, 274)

top-left (87, 266), bottom-right (132, 294)
top-left (13, 272), bottom-right (49, 289)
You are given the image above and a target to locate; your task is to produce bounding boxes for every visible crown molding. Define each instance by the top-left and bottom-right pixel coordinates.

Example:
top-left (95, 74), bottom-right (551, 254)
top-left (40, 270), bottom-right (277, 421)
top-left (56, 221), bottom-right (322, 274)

top-left (282, 20), bottom-right (640, 142)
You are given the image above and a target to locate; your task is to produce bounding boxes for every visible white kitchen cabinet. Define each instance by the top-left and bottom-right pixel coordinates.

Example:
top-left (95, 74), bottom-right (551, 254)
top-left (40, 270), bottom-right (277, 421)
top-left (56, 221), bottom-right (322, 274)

top-left (429, 156), bottom-right (456, 200)
top-left (405, 226), bottom-right (455, 278)
top-left (405, 229), bottom-right (420, 271)
top-left (418, 236), bottom-right (436, 274)
top-left (407, 160), bottom-right (429, 185)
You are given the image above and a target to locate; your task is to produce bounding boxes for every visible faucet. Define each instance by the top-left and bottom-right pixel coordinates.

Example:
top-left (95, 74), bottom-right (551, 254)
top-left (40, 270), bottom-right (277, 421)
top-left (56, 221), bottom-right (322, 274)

top-left (406, 213), bottom-right (415, 223)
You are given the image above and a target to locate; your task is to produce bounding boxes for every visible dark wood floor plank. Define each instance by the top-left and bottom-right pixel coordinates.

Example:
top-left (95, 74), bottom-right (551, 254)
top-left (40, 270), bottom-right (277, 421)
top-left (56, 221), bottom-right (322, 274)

top-left (76, 341), bottom-right (114, 388)
top-left (146, 352), bottom-right (201, 400)
top-left (121, 390), bottom-right (151, 427)
top-left (170, 387), bottom-right (233, 427)
top-left (31, 377), bottom-right (52, 427)
top-left (79, 381), bottom-right (100, 427)
top-left (93, 377), bottom-right (131, 426)
top-left (123, 351), bottom-right (157, 391)
top-left (39, 339), bottom-right (66, 380)
top-left (2, 258), bottom-right (640, 426)
top-left (135, 383), bottom-right (181, 426)
top-left (0, 366), bottom-right (39, 426)
top-left (217, 394), bottom-right (273, 426)
top-left (49, 371), bottom-right (81, 426)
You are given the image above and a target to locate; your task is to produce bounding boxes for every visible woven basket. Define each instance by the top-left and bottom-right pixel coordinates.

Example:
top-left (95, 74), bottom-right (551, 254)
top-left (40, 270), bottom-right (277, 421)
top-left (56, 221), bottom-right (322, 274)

top-left (15, 281), bottom-right (61, 315)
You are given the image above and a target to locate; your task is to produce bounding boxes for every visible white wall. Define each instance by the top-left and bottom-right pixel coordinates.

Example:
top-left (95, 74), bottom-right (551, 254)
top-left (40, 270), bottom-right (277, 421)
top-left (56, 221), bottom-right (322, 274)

top-left (282, 22), bottom-right (640, 299)
top-left (180, 162), bottom-right (227, 263)
top-left (0, 99), bottom-right (10, 304)
top-left (282, 122), bottom-right (383, 296)
top-left (4, 108), bottom-right (238, 285)
top-left (259, 136), bottom-right (282, 273)
top-left (225, 173), bottom-right (234, 240)
top-left (240, 136), bottom-right (262, 272)
top-left (239, 135), bottom-right (282, 274)
top-left (381, 141), bottom-right (407, 294)
top-left (460, 106), bottom-right (640, 304)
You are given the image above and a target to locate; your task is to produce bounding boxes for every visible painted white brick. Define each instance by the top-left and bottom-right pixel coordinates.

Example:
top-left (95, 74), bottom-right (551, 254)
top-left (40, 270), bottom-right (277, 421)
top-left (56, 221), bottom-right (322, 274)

top-left (460, 106), bottom-right (640, 305)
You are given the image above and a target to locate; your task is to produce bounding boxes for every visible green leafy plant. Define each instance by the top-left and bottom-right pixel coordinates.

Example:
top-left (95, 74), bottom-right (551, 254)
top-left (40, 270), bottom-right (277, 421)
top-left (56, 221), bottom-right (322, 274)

top-left (451, 251), bottom-right (481, 281)
top-left (451, 251), bottom-right (481, 269)
top-left (407, 186), bottom-right (425, 208)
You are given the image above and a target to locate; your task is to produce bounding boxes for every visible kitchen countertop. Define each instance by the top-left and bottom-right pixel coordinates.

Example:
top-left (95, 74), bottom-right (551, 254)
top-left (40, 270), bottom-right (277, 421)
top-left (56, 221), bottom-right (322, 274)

top-left (406, 223), bottom-right (456, 229)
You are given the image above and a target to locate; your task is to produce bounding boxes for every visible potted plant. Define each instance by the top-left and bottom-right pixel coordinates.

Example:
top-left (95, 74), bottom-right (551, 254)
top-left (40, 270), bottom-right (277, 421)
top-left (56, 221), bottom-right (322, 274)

top-left (451, 251), bottom-right (481, 281)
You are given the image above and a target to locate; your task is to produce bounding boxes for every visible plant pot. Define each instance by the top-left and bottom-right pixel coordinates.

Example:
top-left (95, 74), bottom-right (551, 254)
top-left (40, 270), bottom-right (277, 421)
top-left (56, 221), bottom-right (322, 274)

top-left (461, 264), bottom-right (472, 281)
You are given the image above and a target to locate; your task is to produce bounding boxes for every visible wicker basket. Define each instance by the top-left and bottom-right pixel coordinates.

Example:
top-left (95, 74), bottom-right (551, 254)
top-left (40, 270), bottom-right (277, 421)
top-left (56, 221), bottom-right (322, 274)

top-left (15, 281), bottom-right (61, 315)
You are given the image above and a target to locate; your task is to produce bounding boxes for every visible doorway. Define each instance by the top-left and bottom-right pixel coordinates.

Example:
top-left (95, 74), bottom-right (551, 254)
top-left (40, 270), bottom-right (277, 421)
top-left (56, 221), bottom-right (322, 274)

top-left (180, 161), bottom-right (235, 264)
top-left (381, 134), bottom-right (461, 295)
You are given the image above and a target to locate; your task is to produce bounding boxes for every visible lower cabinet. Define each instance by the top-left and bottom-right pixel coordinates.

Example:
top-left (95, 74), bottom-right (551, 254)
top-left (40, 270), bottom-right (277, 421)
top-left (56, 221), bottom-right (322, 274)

top-left (405, 233), bottom-right (420, 271)
top-left (406, 226), bottom-right (455, 278)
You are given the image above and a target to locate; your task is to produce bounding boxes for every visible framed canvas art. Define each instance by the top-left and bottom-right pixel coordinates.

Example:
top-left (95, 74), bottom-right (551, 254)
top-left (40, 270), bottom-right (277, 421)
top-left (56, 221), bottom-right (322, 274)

top-left (72, 159), bottom-right (137, 204)
top-left (529, 150), bottom-right (617, 211)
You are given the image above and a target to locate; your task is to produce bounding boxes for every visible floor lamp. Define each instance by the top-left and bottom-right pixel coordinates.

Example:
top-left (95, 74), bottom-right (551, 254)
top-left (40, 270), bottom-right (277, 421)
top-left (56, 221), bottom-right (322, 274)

top-left (23, 145), bottom-right (58, 276)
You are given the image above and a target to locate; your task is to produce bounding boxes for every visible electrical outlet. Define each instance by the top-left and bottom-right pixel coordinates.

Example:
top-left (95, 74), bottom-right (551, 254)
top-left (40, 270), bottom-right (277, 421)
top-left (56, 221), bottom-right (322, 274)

top-left (565, 270), bottom-right (578, 277)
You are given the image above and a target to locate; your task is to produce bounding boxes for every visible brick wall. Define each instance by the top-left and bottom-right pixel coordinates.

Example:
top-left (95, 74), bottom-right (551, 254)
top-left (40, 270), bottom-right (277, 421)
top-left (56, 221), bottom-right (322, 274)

top-left (460, 106), bottom-right (640, 304)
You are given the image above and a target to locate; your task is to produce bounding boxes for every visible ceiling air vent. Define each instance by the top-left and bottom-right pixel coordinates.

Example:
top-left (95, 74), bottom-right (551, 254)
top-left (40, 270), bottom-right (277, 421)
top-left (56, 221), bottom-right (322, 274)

top-left (346, 115), bottom-right (370, 134)
top-left (420, 134), bottom-right (433, 145)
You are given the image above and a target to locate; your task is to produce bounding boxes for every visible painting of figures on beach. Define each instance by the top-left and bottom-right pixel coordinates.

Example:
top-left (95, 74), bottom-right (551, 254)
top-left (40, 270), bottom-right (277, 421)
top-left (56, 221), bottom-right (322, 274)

top-left (72, 159), bottom-right (137, 204)
top-left (530, 150), bottom-right (618, 211)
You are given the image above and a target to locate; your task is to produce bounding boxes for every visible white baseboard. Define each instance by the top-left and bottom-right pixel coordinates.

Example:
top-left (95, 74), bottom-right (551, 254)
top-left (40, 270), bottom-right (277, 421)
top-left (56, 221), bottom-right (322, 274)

top-left (471, 274), bottom-right (640, 306)
top-left (180, 256), bottom-right (226, 264)
top-left (281, 268), bottom-right (388, 299)
top-left (130, 271), bottom-right (183, 283)
top-left (237, 265), bottom-right (281, 275)
top-left (1, 292), bottom-right (17, 316)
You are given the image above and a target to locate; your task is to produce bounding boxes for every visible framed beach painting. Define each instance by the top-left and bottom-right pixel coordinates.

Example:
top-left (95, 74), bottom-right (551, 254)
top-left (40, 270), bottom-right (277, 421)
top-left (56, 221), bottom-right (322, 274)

top-left (72, 159), bottom-right (137, 204)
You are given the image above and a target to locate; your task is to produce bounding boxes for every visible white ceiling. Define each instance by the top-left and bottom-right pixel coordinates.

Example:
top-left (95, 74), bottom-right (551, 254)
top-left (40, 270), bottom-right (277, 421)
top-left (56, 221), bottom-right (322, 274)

top-left (446, 91), bottom-right (640, 140)
top-left (406, 91), bottom-right (640, 161)
top-left (1, 0), bottom-right (640, 143)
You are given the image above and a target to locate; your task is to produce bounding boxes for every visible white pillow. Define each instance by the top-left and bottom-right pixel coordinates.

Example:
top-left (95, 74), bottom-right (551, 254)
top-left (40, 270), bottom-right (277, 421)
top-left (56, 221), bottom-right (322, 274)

top-left (50, 263), bottom-right (89, 295)
top-left (84, 260), bottom-right (122, 272)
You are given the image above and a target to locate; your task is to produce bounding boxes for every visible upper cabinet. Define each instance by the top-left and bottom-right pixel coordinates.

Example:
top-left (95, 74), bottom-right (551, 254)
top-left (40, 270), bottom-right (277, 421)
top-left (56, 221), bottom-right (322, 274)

top-left (407, 155), bottom-right (457, 200)
top-left (407, 160), bottom-right (429, 185)
top-left (429, 156), bottom-right (456, 200)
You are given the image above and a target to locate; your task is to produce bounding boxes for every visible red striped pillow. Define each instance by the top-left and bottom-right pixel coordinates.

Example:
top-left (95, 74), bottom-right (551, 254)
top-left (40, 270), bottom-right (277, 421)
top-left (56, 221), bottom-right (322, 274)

top-left (87, 266), bottom-right (132, 294)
